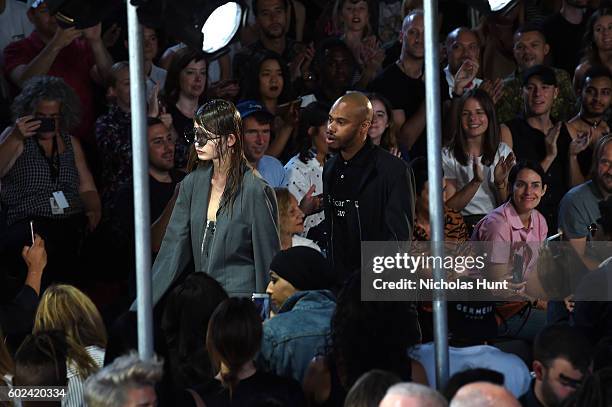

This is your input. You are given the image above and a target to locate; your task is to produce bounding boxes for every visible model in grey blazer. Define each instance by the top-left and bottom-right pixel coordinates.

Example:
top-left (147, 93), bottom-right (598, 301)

top-left (149, 164), bottom-right (281, 305)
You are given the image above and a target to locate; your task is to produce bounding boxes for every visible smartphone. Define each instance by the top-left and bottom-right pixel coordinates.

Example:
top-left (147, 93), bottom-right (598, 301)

top-left (252, 293), bottom-right (270, 321)
top-left (35, 117), bottom-right (56, 134)
top-left (29, 220), bottom-right (35, 245)
top-left (276, 98), bottom-right (302, 117)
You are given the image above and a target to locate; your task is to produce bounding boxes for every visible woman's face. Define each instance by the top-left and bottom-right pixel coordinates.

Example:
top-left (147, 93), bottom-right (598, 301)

top-left (341, 0), bottom-right (369, 33)
top-left (282, 194), bottom-right (304, 235)
top-left (311, 124), bottom-right (329, 155)
top-left (179, 59), bottom-right (207, 100)
top-left (259, 59), bottom-right (284, 100)
top-left (593, 14), bottom-right (612, 52)
top-left (461, 97), bottom-right (489, 138)
top-left (512, 168), bottom-right (546, 214)
top-left (194, 127), bottom-right (222, 161)
top-left (368, 99), bottom-right (389, 144)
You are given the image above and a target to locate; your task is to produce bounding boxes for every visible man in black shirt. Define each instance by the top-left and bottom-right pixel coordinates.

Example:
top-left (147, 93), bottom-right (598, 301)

top-left (542, 0), bottom-right (588, 76)
top-left (323, 92), bottom-right (415, 283)
top-left (368, 10), bottom-right (426, 158)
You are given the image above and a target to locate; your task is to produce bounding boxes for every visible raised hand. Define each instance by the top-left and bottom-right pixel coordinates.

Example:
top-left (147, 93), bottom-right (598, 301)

top-left (471, 155), bottom-right (485, 183)
top-left (544, 122), bottom-right (562, 160)
top-left (82, 23), bottom-right (103, 42)
top-left (453, 60), bottom-right (479, 96)
top-left (480, 78), bottom-right (504, 105)
top-left (50, 26), bottom-right (83, 51)
top-left (494, 152), bottom-right (515, 186)
top-left (299, 185), bottom-right (324, 216)
top-left (13, 116), bottom-right (40, 139)
top-left (147, 83), bottom-right (160, 117)
top-left (569, 130), bottom-right (591, 156)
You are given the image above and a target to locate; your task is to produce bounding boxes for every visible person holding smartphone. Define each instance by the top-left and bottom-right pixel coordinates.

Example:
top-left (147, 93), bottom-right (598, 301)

top-left (0, 76), bottom-right (100, 292)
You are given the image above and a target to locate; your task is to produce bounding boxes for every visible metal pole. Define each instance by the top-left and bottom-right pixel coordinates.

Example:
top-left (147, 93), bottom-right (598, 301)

top-left (127, 1), bottom-right (153, 360)
top-left (423, 0), bottom-right (449, 390)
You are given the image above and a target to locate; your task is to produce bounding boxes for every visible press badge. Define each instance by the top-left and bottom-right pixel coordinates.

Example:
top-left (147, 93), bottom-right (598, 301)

top-left (50, 191), bottom-right (69, 214)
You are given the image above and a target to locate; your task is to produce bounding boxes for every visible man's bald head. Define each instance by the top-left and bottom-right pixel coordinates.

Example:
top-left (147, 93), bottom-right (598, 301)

top-left (450, 382), bottom-right (520, 407)
top-left (379, 383), bottom-right (448, 407)
top-left (402, 9), bottom-right (424, 31)
top-left (333, 92), bottom-right (373, 122)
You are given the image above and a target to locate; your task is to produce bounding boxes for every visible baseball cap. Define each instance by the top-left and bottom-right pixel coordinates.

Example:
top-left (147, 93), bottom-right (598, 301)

top-left (522, 64), bottom-right (557, 87)
top-left (236, 100), bottom-right (274, 120)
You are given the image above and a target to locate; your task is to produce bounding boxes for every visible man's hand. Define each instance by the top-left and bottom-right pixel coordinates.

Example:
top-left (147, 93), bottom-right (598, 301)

top-left (453, 60), bottom-right (479, 96)
top-left (569, 131), bottom-right (590, 157)
top-left (22, 234), bottom-right (47, 272)
top-left (50, 26), bottom-right (82, 51)
top-left (480, 78), bottom-right (504, 105)
top-left (544, 122), bottom-right (562, 160)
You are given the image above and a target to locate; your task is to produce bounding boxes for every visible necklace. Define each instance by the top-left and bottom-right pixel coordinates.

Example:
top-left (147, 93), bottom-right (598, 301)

top-left (579, 115), bottom-right (603, 129)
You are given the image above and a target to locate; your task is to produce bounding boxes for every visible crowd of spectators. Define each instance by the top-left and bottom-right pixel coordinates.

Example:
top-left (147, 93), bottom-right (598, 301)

top-left (0, 0), bottom-right (612, 406)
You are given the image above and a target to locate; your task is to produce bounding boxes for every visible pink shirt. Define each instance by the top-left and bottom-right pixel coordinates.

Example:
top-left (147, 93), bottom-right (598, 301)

top-left (472, 201), bottom-right (548, 276)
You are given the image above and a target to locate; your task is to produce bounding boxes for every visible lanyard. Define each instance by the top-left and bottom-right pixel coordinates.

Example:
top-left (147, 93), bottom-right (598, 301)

top-left (35, 135), bottom-right (60, 183)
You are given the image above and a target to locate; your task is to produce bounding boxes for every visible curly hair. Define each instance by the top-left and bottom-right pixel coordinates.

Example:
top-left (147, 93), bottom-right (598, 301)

top-left (11, 76), bottom-right (81, 132)
top-left (330, 275), bottom-right (421, 389)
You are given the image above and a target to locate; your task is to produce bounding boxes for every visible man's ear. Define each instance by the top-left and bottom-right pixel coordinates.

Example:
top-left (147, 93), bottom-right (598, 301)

top-left (544, 43), bottom-right (550, 57)
top-left (533, 360), bottom-right (545, 381)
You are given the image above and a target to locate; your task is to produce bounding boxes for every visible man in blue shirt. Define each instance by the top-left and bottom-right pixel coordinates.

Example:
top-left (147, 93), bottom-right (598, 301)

top-left (237, 100), bottom-right (288, 187)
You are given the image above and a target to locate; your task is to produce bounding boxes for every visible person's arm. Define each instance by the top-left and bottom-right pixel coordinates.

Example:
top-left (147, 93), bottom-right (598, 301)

top-left (398, 102), bottom-right (426, 150)
top-left (541, 122), bottom-right (561, 172)
top-left (151, 184), bottom-right (180, 253)
top-left (302, 356), bottom-right (331, 405)
top-left (568, 130), bottom-right (590, 187)
top-left (384, 162), bottom-right (415, 242)
top-left (267, 105), bottom-right (300, 158)
top-left (492, 152), bottom-right (515, 205)
top-left (21, 234), bottom-right (47, 296)
top-left (84, 23), bottom-right (114, 85)
top-left (410, 359), bottom-right (429, 385)
top-left (500, 124), bottom-right (513, 150)
top-left (72, 136), bottom-right (101, 231)
top-left (252, 183), bottom-right (281, 293)
top-left (567, 237), bottom-right (601, 271)
top-left (9, 27), bottom-right (82, 88)
top-left (445, 178), bottom-right (482, 212)
top-left (558, 193), bottom-right (601, 271)
top-left (0, 117), bottom-right (40, 177)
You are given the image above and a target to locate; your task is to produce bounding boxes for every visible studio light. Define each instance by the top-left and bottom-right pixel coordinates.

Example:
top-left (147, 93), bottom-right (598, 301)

top-left (458, 0), bottom-right (520, 15)
top-left (131, 0), bottom-right (243, 54)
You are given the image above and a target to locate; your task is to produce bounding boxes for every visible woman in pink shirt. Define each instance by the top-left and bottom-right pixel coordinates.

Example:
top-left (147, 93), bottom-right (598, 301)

top-left (472, 161), bottom-right (548, 340)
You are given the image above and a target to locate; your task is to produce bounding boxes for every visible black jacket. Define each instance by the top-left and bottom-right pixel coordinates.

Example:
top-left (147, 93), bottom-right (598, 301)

top-left (322, 142), bottom-right (415, 282)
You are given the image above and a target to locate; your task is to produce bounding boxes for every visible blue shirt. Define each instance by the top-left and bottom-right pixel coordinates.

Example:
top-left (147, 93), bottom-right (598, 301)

top-left (258, 155), bottom-right (288, 187)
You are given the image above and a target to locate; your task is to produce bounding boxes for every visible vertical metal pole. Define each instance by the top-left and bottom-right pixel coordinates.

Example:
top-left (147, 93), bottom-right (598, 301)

top-left (423, 0), bottom-right (449, 390)
top-left (469, 7), bottom-right (480, 29)
top-left (127, 1), bottom-right (153, 360)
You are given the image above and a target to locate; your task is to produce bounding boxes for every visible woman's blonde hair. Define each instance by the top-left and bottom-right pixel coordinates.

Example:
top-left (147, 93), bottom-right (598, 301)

top-left (274, 188), bottom-right (293, 236)
top-left (33, 285), bottom-right (107, 378)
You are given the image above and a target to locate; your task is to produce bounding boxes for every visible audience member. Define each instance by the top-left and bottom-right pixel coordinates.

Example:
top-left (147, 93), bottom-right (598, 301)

top-left (3, 0), bottom-right (113, 144)
top-left (574, 8), bottom-right (612, 93)
top-left (443, 27), bottom-right (482, 100)
top-left (443, 369), bottom-right (504, 401)
top-left (519, 324), bottom-right (592, 407)
top-left (443, 89), bottom-right (514, 233)
top-left (146, 99), bottom-right (280, 306)
top-left (323, 92), bottom-right (414, 282)
top-left (501, 65), bottom-right (574, 232)
top-left (411, 158), bottom-right (468, 242)
top-left (284, 101), bottom-right (328, 238)
top-left (13, 330), bottom-right (68, 407)
top-left (161, 47), bottom-right (207, 169)
top-left (496, 24), bottom-right (576, 124)
top-left (0, 0), bottom-right (33, 97)
top-left (161, 273), bottom-right (228, 396)
top-left (562, 65), bottom-right (612, 185)
top-left (34, 285), bottom-right (107, 407)
top-left (344, 370), bottom-right (401, 407)
top-left (366, 93), bottom-right (406, 159)
top-left (140, 26), bottom-right (166, 99)
top-left (558, 134), bottom-right (612, 270)
top-left (412, 301), bottom-right (531, 398)
top-left (542, 0), bottom-right (588, 76)
top-left (260, 247), bottom-right (334, 382)
top-left (181, 297), bottom-right (305, 406)
top-left (303, 275), bottom-right (426, 406)
top-left (274, 188), bottom-right (319, 250)
top-left (237, 99), bottom-right (288, 187)
top-left (379, 382), bottom-right (447, 407)
top-left (241, 52), bottom-right (298, 161)
top-left (368, 10), bottom-right (426, 157)
top-left (450, 382), bottom-right (520, 407)
top-left (562, 367), bottom-right (612, 407)
top-left (0, 76), bottom-right (100, 289)
top-left (335, 0), bottom-right (385, 88)
top-left (84, 352), bottom-right (163, 407)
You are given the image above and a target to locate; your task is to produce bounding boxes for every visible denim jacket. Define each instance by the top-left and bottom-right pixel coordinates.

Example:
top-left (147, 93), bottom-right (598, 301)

top-left (259, 290), bottom-right (336, 383)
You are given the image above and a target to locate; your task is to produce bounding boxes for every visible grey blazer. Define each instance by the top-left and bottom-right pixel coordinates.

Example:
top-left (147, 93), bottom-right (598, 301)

top-left (148, 164), bottom-right (280, 306)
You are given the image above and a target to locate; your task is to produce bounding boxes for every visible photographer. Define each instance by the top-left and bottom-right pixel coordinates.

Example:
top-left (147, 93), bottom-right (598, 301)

top-left (0, 75), bottom-right (100, 293)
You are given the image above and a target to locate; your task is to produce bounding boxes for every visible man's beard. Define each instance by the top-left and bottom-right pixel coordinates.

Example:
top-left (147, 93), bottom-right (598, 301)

top-left (540, 375), bottom-right (564, 407)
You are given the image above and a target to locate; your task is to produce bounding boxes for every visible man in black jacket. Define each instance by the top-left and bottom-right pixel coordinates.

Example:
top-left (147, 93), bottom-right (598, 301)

top-left (323, 92), bottom-right (415, 284)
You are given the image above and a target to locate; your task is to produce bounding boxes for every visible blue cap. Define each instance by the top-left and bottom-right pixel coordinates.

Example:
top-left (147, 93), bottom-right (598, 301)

top-left (236, 100), bottom-right (274, 120)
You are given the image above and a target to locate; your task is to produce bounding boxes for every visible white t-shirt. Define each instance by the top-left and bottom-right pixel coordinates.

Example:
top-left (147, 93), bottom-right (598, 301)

top-left (442, 142), bottom-right (513, 216)
top-left (285, 153), bottom-right (325, 236)
top-left (410, 343), bottom-right (531, 398)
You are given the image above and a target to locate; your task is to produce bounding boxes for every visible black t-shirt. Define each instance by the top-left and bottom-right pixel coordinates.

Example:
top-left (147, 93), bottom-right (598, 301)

top-left (182, 370), bottom-right (305, 407)
top-left (542, 13), bottom-right (586, 76)
top-left (167, 104), bottom-right (194, 169)
top-left (505, 118), bottom-right (571, 233)
top-left (329, 140), bottom-right (376, 277)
